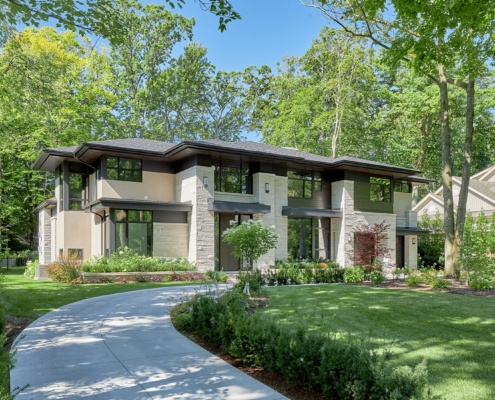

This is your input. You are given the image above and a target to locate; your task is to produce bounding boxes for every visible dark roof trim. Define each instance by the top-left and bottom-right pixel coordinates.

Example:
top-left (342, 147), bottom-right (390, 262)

top-left (282, 207), bottom-right (343, 218)
top-left (208, 201), bottom-right (271, 214)
top-left (33, 198), bottom-right (57, 213)
top-left (32, 146), bottom-right (78, 170)
top-left (400, 175), bottom-right (437, 184)
top-left (396, 228), bottom-right (429, 236)
top-left (330, 159), bottom-right (419, 175)
top-left (86, 198), bottom-right (192, 213)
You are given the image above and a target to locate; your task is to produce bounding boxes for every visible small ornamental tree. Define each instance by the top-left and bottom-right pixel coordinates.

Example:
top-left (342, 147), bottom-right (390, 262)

top-left (222, 220), bottom-right (278, 270)
top-left (350, 222), bottom-right (391, 271)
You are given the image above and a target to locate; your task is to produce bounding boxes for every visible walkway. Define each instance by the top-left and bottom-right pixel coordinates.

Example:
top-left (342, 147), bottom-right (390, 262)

top-left (10, 285), bottom-right (287, 399)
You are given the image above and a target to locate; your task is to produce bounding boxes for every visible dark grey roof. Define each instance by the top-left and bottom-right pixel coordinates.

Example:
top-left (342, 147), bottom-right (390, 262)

top-left (33, 138), bottom-right (422, 177)
top-left (77, 138), bottom-right (176, 155)
top-left (189, 140), bottom-right (419, 174)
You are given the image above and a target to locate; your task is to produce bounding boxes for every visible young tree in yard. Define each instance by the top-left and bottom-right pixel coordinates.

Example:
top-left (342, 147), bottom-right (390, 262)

top-left (302, 0), bottom-right (495, 274)
top-left (222, 220), bottom-right (278, 270)
top-left (350, 222), bottom-right (391, 270)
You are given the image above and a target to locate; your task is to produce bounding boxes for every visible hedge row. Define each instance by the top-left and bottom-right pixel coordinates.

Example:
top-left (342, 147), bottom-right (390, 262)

top-left (174, 289), bottom-right (430, 400)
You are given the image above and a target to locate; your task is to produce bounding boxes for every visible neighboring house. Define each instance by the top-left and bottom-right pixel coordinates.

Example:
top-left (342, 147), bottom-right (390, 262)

top-left (414, 165), bottom-right (495, 219)
top-left (33, 138), bottom-right (430, 271)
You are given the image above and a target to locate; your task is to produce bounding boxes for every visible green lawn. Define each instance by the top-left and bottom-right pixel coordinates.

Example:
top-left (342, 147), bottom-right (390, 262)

top-left (261, 284), bottom-right (495, 400)
top-left (0, 267), bottom-right (203, 321)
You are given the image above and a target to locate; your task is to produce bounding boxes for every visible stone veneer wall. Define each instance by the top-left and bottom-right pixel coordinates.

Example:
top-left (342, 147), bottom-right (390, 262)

top-left (252, 172), bottom-right (275, 268)
top-left (404, 236), bottom-right (418, 268)
top-left (175, 165), bottom-right (215, 271)
top-left (38, 209), bottom-right (52, 265)
top-left (331, 180), bottom-right (397, 269)
top-left (274, 175), bottom-right (288, 261)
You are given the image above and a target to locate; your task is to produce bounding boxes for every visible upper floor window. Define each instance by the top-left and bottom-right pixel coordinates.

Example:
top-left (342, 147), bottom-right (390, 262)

top-left (69, 173), bottom-right (88, 210)
top-left (107, 157), bottom-right (142, 182)
top-left (370, 177), bottom-right (391, 202)
top-left (214, 162), bottom-right (252, 194)
top-left (394, 181), bottom-right (412, 193)
top-left (288, 171), bottom-right (321, 199)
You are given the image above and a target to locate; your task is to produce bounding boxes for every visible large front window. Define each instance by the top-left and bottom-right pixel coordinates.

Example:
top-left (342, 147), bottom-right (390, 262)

top-left (107, 157), bottom-right (142, 182)
top-left (214, 162), bottom-right (252, 194)
top-left (115, 209), bottom-right (152, 256)
top-left (288, 171), bottom-right (322, 199)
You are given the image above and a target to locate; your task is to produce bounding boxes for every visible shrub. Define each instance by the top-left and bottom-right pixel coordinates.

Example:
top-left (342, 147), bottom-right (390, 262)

top-left (23, 260), bottom-right (38, 279)
top-left (429, 277), bottom-right (451, 290)
top-left (406, 276), bottom-right (422, 287)
top-left (370, 271), bottom-right (386, 284)
top-left (468, 272), bottom-right (495, 290)
top-left (236, 269), bottom-right (263, 294)
top-left (343, 266), bottom-right (365, 283)
top-left (176, 289), bottom-right (430, 399)
top-left (81, 247), bottom-right (195, 273)
top-left (205, 270), bottom-right (229, 283)
top-left (418, 212), bottom-right (445, 268)
top-left (46, 253), bottom-right (82, 284)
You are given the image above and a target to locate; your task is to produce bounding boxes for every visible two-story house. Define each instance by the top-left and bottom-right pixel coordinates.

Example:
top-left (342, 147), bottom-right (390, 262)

top-left (33, 138), bottom-right (429, 271)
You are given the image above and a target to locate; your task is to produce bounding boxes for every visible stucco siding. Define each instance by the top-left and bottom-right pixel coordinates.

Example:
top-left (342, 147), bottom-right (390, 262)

top-left (102, 171), bottom-right (175, 201)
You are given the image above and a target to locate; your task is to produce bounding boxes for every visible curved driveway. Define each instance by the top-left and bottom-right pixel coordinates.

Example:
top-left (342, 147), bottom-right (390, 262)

top-left (10, 285), bottom-right (287, 400)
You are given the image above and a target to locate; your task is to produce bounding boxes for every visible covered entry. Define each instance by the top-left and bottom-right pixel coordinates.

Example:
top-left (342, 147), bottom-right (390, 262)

top-left (209, 201), bottom-right (271, 271)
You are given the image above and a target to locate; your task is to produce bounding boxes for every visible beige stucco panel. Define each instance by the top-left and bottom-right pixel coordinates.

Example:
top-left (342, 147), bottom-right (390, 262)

top-left (102, 171), bottom-right (175, 201)
top-left (61, 211), bottom-right (92, 260)
top-left (393, 192), bottom-right (413, 218)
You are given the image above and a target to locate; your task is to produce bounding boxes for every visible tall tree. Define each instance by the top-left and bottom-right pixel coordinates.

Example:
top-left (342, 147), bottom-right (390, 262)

top-left (0, 27), bottom-right (115, 248)
top-left (251, 30), bottom-right (377, 157)
top-left (302, 0), bottom-right (495, 274)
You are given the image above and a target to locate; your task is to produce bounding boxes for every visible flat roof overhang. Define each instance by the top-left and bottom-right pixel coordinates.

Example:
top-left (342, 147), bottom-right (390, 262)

top-left (86, 198), bottom-right (192, 214)
top-left (208, 201), bottom-right (271, 214)
top-left (282, 207), bottom-right (343, 218)
top-left (33, 198), bottom-right (57, 213)
top-left (396, 227), bottom-right (429, 236)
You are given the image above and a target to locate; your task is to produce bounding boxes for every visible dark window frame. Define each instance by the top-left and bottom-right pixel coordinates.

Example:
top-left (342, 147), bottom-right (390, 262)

top-left (107, 157), bottom-right (143, 183)
top-left (114, 209), bottom-right (153, 256)
top-left (370, 177), bottom-right (391, 203)
top-left (288, 170), bottom-right (322, 199)
top-left (214, 162), bottom-right (252, 194)
top-left (394, 181), bottom-right (412, 193)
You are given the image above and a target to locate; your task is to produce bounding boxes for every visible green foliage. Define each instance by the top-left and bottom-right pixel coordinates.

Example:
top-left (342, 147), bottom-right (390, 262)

top-left (468, 275), bottom-right (495, 291)
top-left (429, 278), bottom-right (451, 290)
top-left (418, 213), bottom-right (445, 268)
top-left (236, 269), bottom-right (264, 295)
top-left (177, 289), bottom-right (430, 399)
top-left (81, 247), bottom-right (195, 273)
top-left (265, 260), bottom-right (343, 286)
top-left (406, 275), bottom-right (422, 287)
top-left (205, 270), bottom-right (228, 283)
top-left (222, 220), bottom-right (278, 269)
top-left (23, 260), bottom-right (38, 279)
top-left (370, 271), bottom-right (386, 284)
top-left (343, 266), bottom-right (365, 283)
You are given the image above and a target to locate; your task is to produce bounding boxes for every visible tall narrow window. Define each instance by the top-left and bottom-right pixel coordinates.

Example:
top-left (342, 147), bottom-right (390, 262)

top-left (107, 157), bottom-right (142, 182)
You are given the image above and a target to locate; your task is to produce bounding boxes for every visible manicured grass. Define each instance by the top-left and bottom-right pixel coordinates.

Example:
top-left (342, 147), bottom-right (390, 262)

top-left (0, 267), bottom-right (204, 321)
top-left (261, 284), bottom-right (495, 400)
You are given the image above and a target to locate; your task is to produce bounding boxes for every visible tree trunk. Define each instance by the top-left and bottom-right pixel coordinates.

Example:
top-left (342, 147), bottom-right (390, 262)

top-left (438, 64), bottom-right (455, 275)
top-left (454, 75), bottom-right (475, 267)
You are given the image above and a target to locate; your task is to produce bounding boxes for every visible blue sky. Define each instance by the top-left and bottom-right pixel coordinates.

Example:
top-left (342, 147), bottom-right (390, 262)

top-left (175, 0), bottom-right (329, 72)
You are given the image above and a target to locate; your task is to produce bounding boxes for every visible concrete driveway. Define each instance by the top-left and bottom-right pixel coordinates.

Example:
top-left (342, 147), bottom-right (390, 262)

top-left (10, 285), bottom-right (287, 399)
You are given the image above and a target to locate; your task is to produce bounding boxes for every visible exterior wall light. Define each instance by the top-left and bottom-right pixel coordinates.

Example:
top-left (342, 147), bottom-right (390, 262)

top-left (265, 183), bottom-right (270, 193)
top-left (412, 237), bottom-right (416, 245)
top-left (203, 176), bottom-right (208, 188)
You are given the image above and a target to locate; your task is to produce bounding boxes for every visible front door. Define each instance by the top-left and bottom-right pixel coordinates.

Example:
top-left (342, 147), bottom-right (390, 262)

top-left (216, 214), bottom-right (252, 271)
top-left (396, 236), bottom-right (405, 268)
